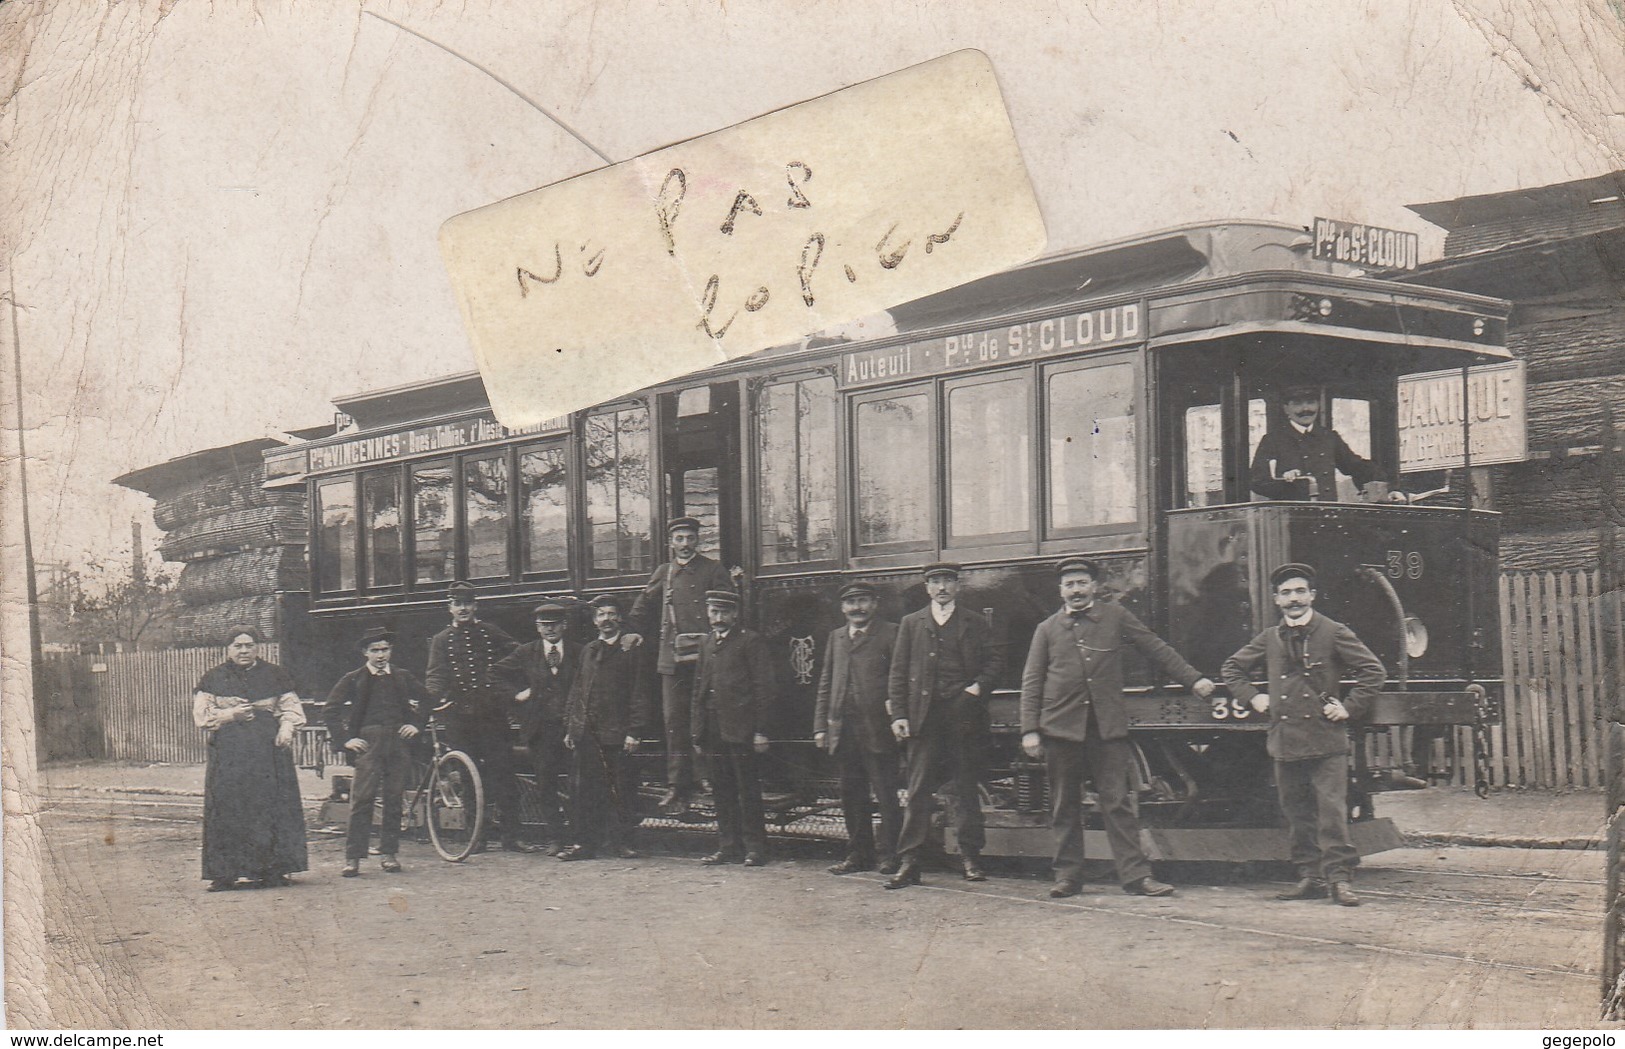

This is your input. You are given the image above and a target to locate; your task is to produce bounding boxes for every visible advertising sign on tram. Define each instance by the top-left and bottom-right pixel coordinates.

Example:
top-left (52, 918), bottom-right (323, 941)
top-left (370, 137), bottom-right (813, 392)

top-left (1397, 359), bottom-right (1527, 471)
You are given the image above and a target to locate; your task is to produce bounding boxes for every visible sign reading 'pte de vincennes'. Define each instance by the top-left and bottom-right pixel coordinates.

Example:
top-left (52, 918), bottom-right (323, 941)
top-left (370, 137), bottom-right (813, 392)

top-left (1397, 360), bottom-right (1527, 472)
top-left (1312, 217), bottom-right (1420, 271)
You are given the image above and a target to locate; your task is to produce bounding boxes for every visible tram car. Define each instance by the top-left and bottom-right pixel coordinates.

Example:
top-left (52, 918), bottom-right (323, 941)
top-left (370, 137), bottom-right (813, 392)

top-left (267, 221), bottom-right (1511, 861)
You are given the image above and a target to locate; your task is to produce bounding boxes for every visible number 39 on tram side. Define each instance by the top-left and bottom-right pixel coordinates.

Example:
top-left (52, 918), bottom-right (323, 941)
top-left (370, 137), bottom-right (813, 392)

top-left (270, 220), bottom-right (1511, 861)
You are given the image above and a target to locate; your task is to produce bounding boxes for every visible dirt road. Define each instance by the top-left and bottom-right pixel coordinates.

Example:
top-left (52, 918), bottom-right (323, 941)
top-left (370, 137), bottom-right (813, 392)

top-left (31, 786), bottom-right (1606, 1029)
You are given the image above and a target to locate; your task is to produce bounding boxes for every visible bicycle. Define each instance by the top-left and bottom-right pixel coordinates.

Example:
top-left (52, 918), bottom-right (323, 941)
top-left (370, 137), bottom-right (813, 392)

top-left (405, 714), bottom-right (487, 861)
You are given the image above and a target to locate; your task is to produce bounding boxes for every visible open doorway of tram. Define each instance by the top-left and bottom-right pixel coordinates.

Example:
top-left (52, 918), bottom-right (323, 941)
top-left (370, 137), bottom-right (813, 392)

top-left (658, 382), bottom-right (743, 572)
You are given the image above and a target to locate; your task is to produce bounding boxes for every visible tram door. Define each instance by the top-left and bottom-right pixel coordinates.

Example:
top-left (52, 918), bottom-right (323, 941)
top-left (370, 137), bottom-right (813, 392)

top-left (658, 382), bottom-right (742, 569)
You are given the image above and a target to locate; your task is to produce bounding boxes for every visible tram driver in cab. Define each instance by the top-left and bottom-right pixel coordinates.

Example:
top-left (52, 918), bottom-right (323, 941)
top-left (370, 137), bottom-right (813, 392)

top-left (1249, 383), bottom-right (1381, 502)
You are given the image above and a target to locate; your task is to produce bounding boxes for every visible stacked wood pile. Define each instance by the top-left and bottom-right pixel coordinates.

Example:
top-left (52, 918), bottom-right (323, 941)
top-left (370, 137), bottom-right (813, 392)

top-left (117, 441), bottom-right (310, 647)
top-left (1493, 307), bottom-right (1625, 571)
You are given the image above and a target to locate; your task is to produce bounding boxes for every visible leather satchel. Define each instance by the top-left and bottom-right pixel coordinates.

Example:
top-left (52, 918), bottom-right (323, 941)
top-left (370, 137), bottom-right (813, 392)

top-left (665, 570), bottom-right (705, 665)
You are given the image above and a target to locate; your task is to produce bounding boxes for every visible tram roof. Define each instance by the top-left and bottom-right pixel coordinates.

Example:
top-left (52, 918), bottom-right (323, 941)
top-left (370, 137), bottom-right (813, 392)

top-left (331, 220), bottom-right (1505, 431)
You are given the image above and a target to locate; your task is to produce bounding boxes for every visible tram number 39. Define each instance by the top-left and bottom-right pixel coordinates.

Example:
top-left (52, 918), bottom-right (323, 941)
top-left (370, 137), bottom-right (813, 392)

top-left (1386, 550), bottom-right (1424, 580)
top-left (1211, 697), bottom-right (1251, 720)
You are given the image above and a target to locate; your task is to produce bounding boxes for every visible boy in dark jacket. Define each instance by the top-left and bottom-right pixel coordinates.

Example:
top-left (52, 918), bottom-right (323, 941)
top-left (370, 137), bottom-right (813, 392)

top-left (323, 626), bottom-right (429, 876)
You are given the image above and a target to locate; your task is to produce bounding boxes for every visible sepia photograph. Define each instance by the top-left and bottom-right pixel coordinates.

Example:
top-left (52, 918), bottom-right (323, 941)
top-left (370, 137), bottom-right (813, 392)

top-left (3, 0), bottom-right (1625, 1032)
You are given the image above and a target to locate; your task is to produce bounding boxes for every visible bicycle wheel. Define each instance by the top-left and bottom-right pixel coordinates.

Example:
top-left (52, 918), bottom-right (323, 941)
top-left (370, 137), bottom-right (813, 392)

top-left (426, 749), bottom-right (486, 861)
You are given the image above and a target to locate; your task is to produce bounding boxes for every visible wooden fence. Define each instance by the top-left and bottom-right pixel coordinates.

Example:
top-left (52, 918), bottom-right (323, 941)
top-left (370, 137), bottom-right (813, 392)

top-left (1367, 570), bottom-right (1624, 791)
top-left (1494, 570), bottom-right (1623, 789)
top-left (93, 645), bottom-right (281, 764)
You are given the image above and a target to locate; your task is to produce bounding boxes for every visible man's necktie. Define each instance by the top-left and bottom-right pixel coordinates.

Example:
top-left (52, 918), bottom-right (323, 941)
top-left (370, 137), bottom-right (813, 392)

top-left (547, 645), bottom-right (561, 671)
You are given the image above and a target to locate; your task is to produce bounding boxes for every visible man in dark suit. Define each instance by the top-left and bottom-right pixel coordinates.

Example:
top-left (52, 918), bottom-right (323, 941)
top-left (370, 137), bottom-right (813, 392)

top-left (691, 589), bottom-right (774, 866)
top-left (1222, 563), bottom-right (1386, 906)
top-left (884, 563), bottom-right (1004, 888)
top-left (631, 516), bottom-right (737, 815)
top-left (1249, 383), bottom-right (1378, 501)
top-left (492, 599), bottom-right (578, 854)
top-left (323, 626), bottom-right (430, 876)
top-left (561, 595), bottom-right (651, 861)
top-left (425, 581), bottom-right (538, 854)
top-left (814, 582), bottom-right (902, 876)
top-left (1020, 557), bottom-right (1216, 899)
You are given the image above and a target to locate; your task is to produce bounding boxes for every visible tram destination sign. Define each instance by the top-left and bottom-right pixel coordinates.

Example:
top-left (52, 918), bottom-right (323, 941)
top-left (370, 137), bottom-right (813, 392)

top-left (305, 412), bottom-right (569, 473)
top-left (1397, 360), bottom-right (1526, 471)
top-left (1311, 218), bottom-right (1420, 271)
top-left (839, 303), bottom-right (1141, 388)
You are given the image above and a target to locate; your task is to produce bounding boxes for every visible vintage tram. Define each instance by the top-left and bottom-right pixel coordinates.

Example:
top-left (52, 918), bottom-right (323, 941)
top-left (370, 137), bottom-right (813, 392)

top-left (268, 221), bottom-right (1512, 860)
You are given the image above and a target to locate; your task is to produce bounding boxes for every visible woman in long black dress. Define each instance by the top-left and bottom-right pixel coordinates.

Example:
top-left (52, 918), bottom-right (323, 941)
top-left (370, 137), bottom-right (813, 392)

top-left (191, 627), bottom-right (309, 891)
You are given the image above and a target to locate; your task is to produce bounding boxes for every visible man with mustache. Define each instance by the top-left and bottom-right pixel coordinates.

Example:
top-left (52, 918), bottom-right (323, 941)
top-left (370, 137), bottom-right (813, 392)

top-left (1020, 557), bottom-right (1215, 899)
top-left (1222, 563), bottom-right (1386, 906)
top-left (425, 581), bottom-right (537, 854)
top-left (630, 516), bottom-right (736, 815)
top-left (814, 582), bottom-right (902, 876)
top-left (1249, 383), bottom-right (1378, 501)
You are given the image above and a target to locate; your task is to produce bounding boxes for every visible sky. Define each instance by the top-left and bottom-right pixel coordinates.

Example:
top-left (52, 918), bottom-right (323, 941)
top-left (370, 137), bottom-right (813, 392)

top-left (2, 0), bottom-right (1623, 573)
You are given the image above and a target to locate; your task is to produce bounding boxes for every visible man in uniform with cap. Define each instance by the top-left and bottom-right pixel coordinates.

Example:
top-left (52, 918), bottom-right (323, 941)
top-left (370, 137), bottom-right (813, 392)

top-left (631, 516), bottom-right (737, 815)
top-left (814, 581), bottom-right (903, 876)
top-left (425, 582), bottom-right (538, 853)
top-left (691, 589), bottom-right (774, 866)
top-left (492, 598), bottom-right (579, 853)
top-left (1250, 383), bottom-right (1379, 502)
top-left (560, 594), bottom-right (652, 861)
top-left (324, 626), bottom-right (431, 876)
top-left (885, 563), bottom-right (1004, 888)
top-left (1222, 563), bottom-right (1386, 906)
top-left (1020, 557), bottom-right (1217, 898)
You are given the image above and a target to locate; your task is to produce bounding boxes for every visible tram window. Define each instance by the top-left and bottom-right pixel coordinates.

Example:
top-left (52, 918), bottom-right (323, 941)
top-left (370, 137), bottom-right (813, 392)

top-left (362, 470), bottom-right (402, 589)
top-left (411, 459), bottom-right (455, 584)
top-left (585, 405), bottom-right (653, 575)
top-left (1183, 404), bottom-right (1225, 507)
top-left (1245, 398), bottom-right (1268, 502)
top-left (855, 391), bottom-right (932, 549)
top-left (669, 467), bottom-right (723, 557)
top-left (1332, 397), bottom-right (1373, 501)
top-left (756, 376), bottom-right (837, 564)
top-left (518, 442), bottom-right (569, 574)
top-left (677, 387), bottom-right (710, 416)
top-left (464, 454), bottom-right (511, 578)
top-left (316, 477), bottom-right (357, 592)
top-left (1047, 362), bottom-right (1138, 530)
top-left (947, 375), bottom-right (1031, 541)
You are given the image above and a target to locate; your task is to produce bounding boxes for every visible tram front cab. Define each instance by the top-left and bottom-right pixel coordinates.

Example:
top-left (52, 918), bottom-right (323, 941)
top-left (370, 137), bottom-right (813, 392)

top-left (1154, 324), bottom-right (1505, 812)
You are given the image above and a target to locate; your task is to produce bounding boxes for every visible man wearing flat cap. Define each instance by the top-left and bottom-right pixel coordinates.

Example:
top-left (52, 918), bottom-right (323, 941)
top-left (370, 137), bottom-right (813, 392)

top-left (426, 582), bottom-right (536, 853)
top-left (323, 626), bottom-right (430, 876)
top-left (815, 581), bottom-right (903, 876)
top-left (1021, 557), bottom-right (1216, 899)
top-left (561, 595), bottom-right (652, 861)
top-left (691, 589), bottom-right (774, 866)
top-left (631, 516), bottom-right (737, 815)
top-left (885, 562), bottom-right (1004, 888)
top-left (492, 598), bottom-right (580, 853)
top-left (1249, 383), bottom-right (1379, 502)
top-left (1222, 563), bottom-right (1386, 906)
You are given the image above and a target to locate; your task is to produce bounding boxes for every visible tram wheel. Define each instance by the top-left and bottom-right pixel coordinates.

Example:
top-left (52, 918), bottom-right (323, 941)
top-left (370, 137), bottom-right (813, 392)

top-left (427, 749), bottom-right (485, 862)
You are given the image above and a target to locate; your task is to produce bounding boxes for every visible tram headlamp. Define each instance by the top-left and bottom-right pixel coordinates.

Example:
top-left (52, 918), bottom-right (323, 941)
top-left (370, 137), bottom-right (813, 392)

top-left (1403, 614), bottom-right (1429, 659)
top-left (1317, 298), bottom-right (1334, 317)
top-left (1472, 317), bottom-right (1486, 336)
